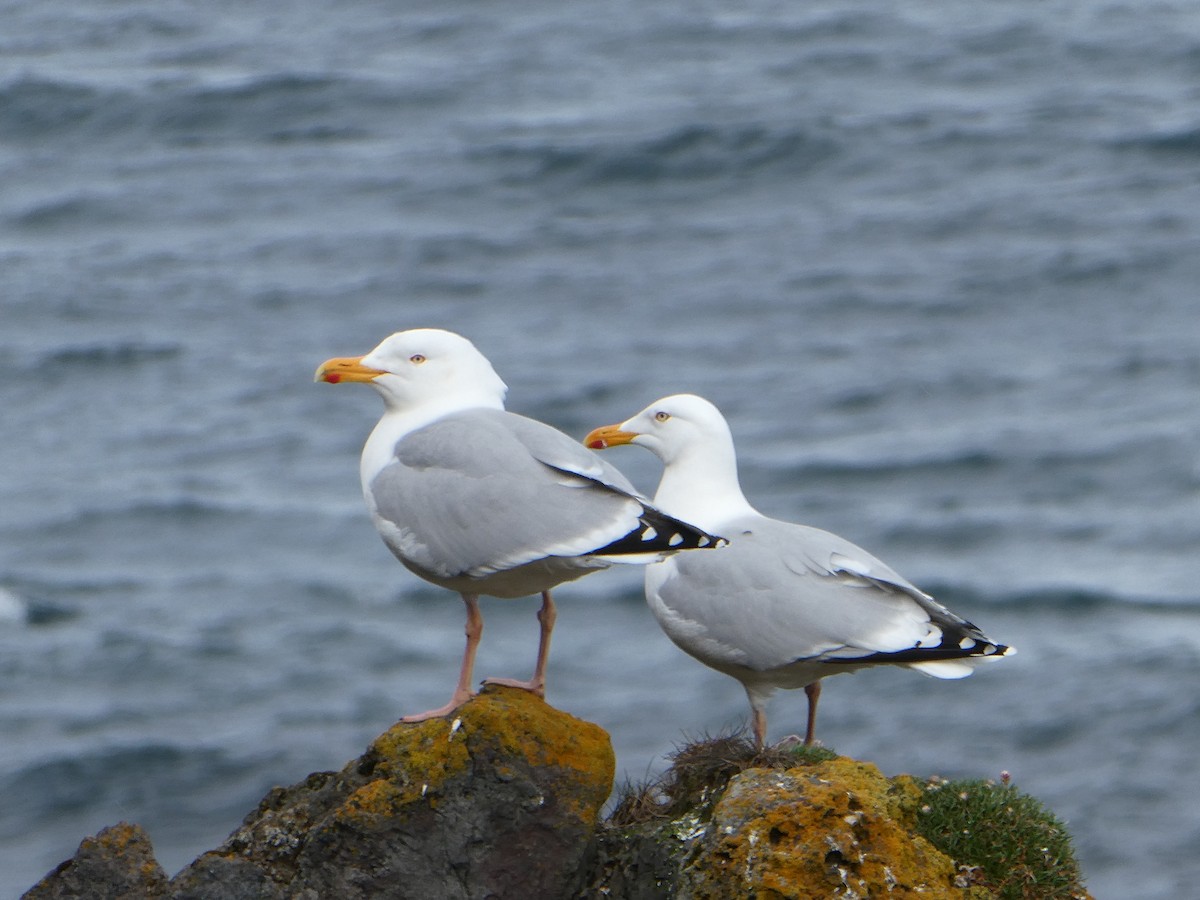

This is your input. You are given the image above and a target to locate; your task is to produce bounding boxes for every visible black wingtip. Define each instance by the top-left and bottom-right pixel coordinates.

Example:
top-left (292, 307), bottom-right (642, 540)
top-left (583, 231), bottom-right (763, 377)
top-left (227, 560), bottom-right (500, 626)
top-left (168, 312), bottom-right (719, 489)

top-left (819, 635), bottom-right (1012, 669)
top-left (593, 505), bottom-right (725, 556)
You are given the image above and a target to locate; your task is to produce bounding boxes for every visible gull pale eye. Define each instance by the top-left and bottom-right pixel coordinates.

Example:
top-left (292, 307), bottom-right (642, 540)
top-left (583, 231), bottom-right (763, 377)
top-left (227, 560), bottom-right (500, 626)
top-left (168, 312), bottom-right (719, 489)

top-left (654, 411), bottom-right (671, 422)
top-left (409, 354), bottom-right (427, 365)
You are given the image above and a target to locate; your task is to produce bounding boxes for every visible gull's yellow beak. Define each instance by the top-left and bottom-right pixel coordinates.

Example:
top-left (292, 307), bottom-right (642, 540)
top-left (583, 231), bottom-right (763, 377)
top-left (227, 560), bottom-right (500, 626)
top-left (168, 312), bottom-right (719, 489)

top-left (583, 423), bottom-right (639, 450)
top-left (314, 356), bottom-right (387, 384)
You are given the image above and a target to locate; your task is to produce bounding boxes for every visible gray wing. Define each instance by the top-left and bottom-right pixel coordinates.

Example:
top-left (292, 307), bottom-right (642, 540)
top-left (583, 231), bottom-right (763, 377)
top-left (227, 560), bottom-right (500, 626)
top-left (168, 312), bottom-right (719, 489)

top-left (496, 410), bottom-right (643, 496)
top-left (368, 409), bottom-right (705, 580)
top-left (651, 516), bottom-right (1005, 673)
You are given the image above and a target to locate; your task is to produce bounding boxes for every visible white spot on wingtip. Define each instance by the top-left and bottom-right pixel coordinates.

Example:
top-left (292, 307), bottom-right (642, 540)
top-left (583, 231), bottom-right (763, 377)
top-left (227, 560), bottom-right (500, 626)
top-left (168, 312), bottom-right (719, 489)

top-left (641, 526), bottom-right (658, 541)
top-left (697, 536), bottom-right (710, 547)
top-left (918, 626), bottom-right (944, 648)
top-left (959, 636), bottom-right (977, 650)
top-left (669, 533), bottom-right (683, 547)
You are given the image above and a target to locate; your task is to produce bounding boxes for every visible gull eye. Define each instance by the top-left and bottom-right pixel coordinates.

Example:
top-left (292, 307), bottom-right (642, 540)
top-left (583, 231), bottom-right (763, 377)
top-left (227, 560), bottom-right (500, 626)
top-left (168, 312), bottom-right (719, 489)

top-left (654, 411), bottom-right (671, 422)
top-left (409, 354), bottom-right (427, 364)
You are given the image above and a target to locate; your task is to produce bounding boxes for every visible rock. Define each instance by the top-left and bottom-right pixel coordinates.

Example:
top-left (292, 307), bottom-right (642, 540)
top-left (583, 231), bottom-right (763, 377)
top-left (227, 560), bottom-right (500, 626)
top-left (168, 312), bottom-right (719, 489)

top-left (174, 685), bottom-right (615, 898)
top-left (585, 754), bottom-right (983, 899)
top-left (675, 759), bottom-right (980, 899)
top-left (25, 686), bottom-right (615, 900)
top-left (582, 740), bottom-right (1092, 899)
top-left (25, 698), bottom-right (1090, 899)
top-left (23, 822), bottom-right (169, 900)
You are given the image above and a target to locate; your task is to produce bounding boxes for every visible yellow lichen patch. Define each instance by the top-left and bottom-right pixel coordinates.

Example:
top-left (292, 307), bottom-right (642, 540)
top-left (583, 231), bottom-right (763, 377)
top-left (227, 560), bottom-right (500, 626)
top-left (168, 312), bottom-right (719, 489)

top-left (336, 779), bottom-right (409, 825)
top-left (885, 773), bottom-right (926, 828)
top-left (369, 715), bottom-right (472, 794)
top-left (454, 686), bottom-right (614, 777)
top-left (451, 686), bottom-right (615, 822)
top-left (333, 686), bottom-right (614, 828)
top-left (365, 687), bottom-right (611, 782)
top-left (680, 757), bottom-right (979, 899)
top-left (86, 822), bottom-right (143, 853)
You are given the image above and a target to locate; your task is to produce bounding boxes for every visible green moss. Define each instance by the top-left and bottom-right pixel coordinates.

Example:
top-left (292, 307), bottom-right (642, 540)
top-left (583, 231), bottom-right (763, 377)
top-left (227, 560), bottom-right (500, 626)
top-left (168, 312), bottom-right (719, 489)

top-left (780, 742), bottom-right (838, 765)
top-left (916, 777), bottom-right (1089, 899)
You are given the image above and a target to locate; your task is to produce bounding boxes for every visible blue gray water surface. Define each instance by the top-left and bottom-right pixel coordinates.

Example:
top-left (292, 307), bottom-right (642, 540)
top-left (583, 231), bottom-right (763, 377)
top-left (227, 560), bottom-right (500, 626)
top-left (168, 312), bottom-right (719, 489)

top-left (3, 1), bottom-right (1199, 896)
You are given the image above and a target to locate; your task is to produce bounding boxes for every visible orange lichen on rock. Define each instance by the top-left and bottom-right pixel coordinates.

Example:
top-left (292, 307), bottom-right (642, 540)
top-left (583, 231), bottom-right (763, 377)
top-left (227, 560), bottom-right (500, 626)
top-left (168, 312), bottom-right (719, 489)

top-left (27, 700), bottom-right (1088, 899)
top-left (336, 777), bottom-right (411, 824)
top-left (167, 685), bottom-right (620, 898)
top-left (295, 685), bottom-right (617, 897)
top-left (677, 758), bottom-right (990, 900)
top-left (84, 822), bottom-right (141, 852)
top-left (337, 685), bottom-right (615, 826)
top-left (23, 822), bottom-right (169, 900)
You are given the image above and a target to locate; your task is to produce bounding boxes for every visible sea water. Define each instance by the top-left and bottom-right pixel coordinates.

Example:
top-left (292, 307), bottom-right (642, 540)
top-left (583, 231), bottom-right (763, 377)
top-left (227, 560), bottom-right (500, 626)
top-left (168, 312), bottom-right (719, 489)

top-left (2, 1), bottom-right (1199, 896)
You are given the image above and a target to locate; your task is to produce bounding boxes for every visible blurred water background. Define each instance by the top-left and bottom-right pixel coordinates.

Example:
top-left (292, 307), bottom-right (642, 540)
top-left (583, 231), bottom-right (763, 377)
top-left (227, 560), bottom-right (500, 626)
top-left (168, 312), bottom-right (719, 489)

top-left (3, 1), bottom-right (1199, 895)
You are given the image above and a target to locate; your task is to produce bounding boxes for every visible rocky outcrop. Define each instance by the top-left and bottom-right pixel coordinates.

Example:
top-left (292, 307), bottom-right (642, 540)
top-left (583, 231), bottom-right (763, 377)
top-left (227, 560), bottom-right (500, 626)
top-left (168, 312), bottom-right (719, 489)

top-left (585, 754), bottom-right (988, 899)
top-left (583, 738), bottom-right (1089, 899)
top-left (25, 689), bottom-right (1088, 899)
top-left (25, 686), bottom-right (614, 900)
top-left (23, 822), bottom-right (170, 900)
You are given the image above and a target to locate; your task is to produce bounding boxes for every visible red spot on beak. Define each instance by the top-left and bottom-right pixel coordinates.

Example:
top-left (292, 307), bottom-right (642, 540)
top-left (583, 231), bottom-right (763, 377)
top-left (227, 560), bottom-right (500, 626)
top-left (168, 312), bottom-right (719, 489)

top-left (325, 373), bottom-right (342, 384)
top-left (588, 439), bottom-right (606, 449)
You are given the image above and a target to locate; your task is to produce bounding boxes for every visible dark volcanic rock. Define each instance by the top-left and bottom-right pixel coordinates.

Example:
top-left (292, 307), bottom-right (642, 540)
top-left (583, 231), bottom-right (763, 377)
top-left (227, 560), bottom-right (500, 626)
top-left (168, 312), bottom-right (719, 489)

top-left (22, 694), bottom-right (1090, 899)
top-left (25, 686), bottom-right (615, 900)
top-left (24, 822), bottom-right (169, 900)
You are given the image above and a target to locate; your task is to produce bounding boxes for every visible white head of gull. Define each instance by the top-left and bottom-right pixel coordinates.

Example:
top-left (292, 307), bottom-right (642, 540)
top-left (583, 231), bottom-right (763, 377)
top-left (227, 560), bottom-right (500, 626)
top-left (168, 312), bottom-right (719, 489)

top-left (316, 330), bottom-right (722, 721)
top-left (585, 393), bottom-right (1013, 748)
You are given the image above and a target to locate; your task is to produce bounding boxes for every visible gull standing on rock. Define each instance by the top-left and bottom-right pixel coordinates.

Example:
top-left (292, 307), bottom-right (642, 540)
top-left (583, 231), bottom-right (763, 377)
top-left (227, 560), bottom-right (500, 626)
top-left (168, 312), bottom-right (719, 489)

top-left (316, 330), bottom-right (722, 721)
top-left (585, 393), bottom-right (1012, 747)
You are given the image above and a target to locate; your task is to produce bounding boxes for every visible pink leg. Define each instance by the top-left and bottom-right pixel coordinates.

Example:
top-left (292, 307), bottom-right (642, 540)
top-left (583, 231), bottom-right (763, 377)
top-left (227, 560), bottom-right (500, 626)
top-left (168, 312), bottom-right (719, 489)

top-left (761, 681), bottom-right (823, 750)
top-left (751, 704), bottom-right (768, 749)
top-left (402, 594), bottom-right (483, 722)
top-left (804, 681), bottom-right (822, 746)
top-left (484, 591), bottom-right (556, 698)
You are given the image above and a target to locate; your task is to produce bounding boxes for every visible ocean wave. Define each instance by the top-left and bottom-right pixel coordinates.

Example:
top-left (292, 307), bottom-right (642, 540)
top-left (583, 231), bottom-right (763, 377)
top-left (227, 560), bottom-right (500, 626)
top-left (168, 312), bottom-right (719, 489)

top-left (0, 743), bottom-right (260, 833)
top-left (26, 497), bottom-right (254, 538)
top-left (0, 77), bottom-right (105, 140)
top-left (776, 448), bottom-right (1005, 481)
top-left (0, 587), bottom-right (29, 625)
top-left (0, 72), bottom-right (413, 147)
top-left (38, 341), bottom-right (182, 368)
top-left (919, 582), bottom-right (1200, 612)
top-left (152, 73), bottom-right (385, 145)
top-left (478, 122), bottom-right (839, 186)
top-left (11, 192), bottom-right (139, 230)
top-left (1112, 125), bottom-right (1200, 157)
top-left (0, 586), bottom-right (77, 627)
top-left (768, 433), bottom-right (1142, 483)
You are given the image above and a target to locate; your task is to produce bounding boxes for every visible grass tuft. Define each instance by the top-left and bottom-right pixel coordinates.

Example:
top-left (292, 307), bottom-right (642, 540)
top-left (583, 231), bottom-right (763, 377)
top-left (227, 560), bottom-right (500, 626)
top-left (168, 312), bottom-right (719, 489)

top-left (609, 730), bottom-right (837, 827)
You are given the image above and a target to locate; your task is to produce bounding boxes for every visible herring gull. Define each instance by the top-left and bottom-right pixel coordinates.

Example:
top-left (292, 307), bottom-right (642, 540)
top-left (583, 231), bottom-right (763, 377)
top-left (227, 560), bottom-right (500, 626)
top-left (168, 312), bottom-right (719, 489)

top-left (585, 393), bottom-right (1012, 747)
top-left (316, 330), bottom-right (722, 720)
